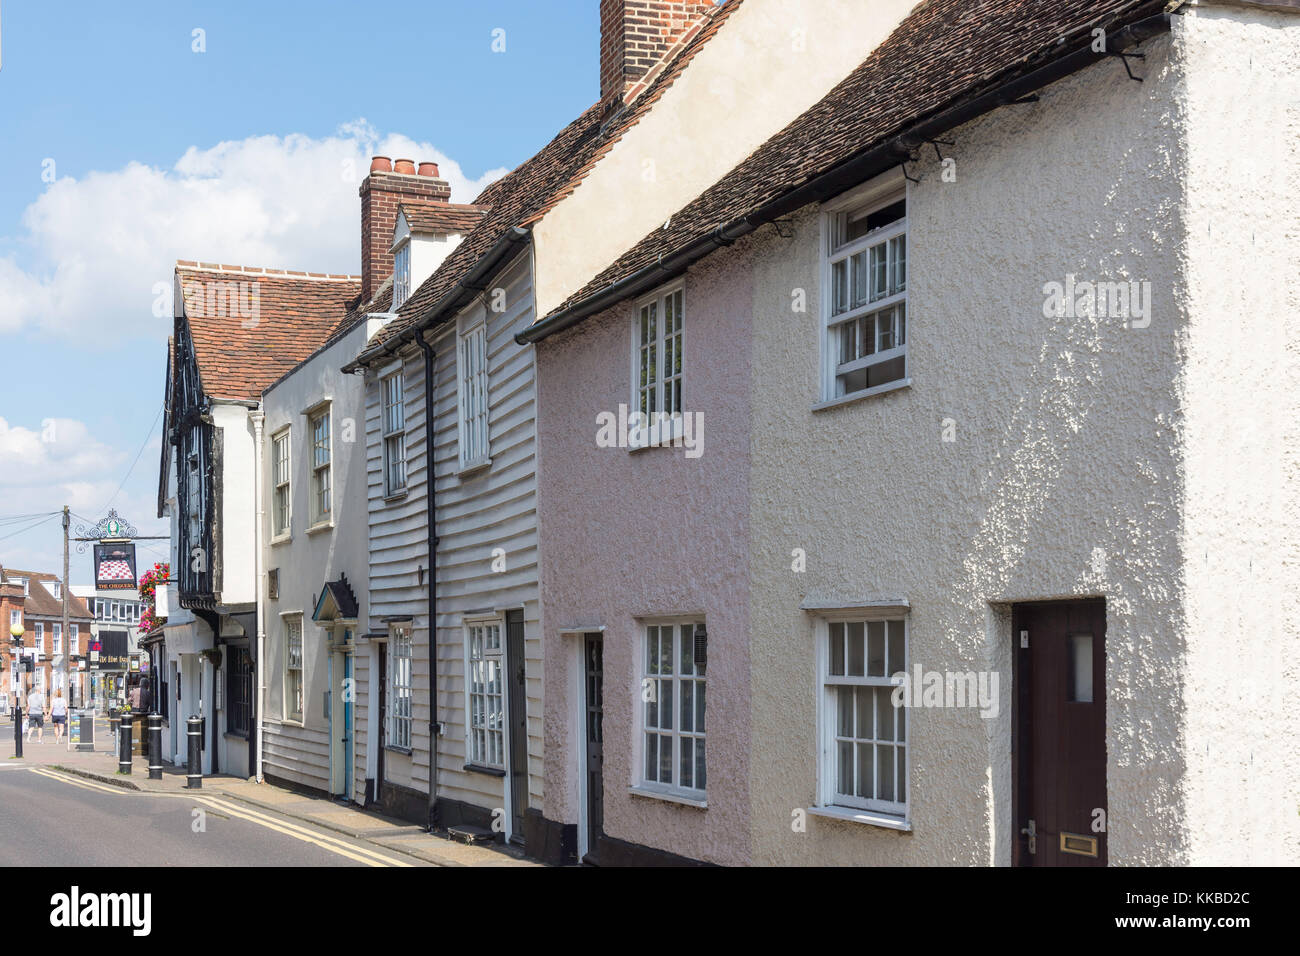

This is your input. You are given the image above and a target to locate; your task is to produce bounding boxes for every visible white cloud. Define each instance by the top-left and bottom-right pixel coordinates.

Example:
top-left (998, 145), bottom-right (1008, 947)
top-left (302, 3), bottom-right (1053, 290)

top-left (0, 416), bottom-right (169, 582)
top-left (0, 122), bottom-right (508, 341)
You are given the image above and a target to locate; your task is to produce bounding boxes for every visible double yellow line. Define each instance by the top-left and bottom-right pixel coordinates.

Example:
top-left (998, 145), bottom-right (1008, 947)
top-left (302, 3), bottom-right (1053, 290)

top-left (28, 768), bottom-right (412, 867)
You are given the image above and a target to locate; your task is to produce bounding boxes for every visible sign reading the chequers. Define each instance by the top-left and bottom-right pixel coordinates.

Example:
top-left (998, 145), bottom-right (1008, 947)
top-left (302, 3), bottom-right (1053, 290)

top-left (94, 542), bottom-right (137, 591)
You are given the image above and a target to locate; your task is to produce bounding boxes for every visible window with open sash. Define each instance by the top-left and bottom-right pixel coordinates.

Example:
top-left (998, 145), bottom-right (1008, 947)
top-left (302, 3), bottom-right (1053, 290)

top-left (309, 409), bottom-right (331, 525)
top-left (382, 373), bottom-right (407, 495)
top-left (466, 620), bottom-right (504, 769)
top-left (820, 617), bottom-right (908, 817)
top-left (393, 241), bottom-right (411, 309)
top-left (825, 191), bottom-right (907, 400)
top-left (457, 320), bottom-right (490, 470)
top-left (284, 618), bottom-right (303, 722)
top-left (632, 286), bottom-right (684, 445)
top-left (387, 624), bottom-right (412, 750)
top-left (272, 429), bottom-right (291, 535)
top-left (641, 620), bottom-right (706, 795)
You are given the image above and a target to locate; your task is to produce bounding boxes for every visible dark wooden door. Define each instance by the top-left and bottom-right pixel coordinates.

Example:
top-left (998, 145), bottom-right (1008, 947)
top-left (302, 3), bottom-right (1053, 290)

top-left (506, 610), bottom-right (528, 842)
top-left (1014, 599), bottom-right (1107, 866)
top-left (583, 633), bottom-right (604, 863)
top-left (375, 643), bottom-right (387, 805)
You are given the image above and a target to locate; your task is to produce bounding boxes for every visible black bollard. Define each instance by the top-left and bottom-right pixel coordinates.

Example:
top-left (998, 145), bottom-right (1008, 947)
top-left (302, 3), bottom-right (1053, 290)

top-left (147, 713), bottom-right (163, 780)
top-left (12, 704), bottom-right (21, 759)
top-left (118, 713), bottom-right (132, 774)
top-left (186, 715), bottom-right (202, 789)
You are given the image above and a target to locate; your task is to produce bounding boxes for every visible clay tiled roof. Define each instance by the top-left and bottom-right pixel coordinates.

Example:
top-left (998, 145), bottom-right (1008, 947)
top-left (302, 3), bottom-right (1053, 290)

top-left (0, 570), bottom-right (93, 621)
top-left (176, 263), bottom-right (362, 402)
top-left (353, 0), bottom-right (744, 365)
top-left (400, 200), bottom-right (490, 236)
top-left (539, 0), bottom-right (1164, 325)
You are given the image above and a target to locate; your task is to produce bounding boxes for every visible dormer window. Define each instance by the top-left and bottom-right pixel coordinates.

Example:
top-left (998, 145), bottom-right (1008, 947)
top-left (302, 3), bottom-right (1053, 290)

top-left (393, 241), bottom-right (411, 309)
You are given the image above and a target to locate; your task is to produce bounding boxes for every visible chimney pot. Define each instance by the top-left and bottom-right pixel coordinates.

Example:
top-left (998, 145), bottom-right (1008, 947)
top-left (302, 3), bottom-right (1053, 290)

top-left (418, 161), bottom-right (440, 178)
top-left (370, 156), bottom-right (393, 173)
top-left (394, 158), bottom-right (416, 175)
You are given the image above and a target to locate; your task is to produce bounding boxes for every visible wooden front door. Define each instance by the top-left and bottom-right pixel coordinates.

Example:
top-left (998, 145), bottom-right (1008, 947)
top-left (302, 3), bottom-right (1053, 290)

top-left (582, 633), bottom-right (604, 864)
top-left (505, 611), bottom-right (528, 843)
top-left (1014, 599), bottom-right (1107, 866)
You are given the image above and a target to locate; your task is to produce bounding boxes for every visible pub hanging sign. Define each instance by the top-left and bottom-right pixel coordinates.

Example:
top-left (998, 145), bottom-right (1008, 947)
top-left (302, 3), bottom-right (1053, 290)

top-left (94, 542), bottom-right (137, 591)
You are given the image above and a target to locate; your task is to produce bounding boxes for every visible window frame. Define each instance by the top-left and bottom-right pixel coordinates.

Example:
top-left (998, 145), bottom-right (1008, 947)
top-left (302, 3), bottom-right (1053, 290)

top-left (628, 282), bottom-right (686, 449)
top-left (819, 175), bottom-right (910, 405)
top-left (386, 623), bottom-right (413, 752)
top-left (393, 239), bottom-right (411, 309)
top-left (226, 645), bottom-right (253, 738)
top-left (52, 623), bottom-right (62, 656)
top-left (283, 615), bottom-right (304, 723)
top-left (463, 615), bottom-right (506, 771)
top-left (381, 370), bottom-right (407, 498)
top-left (308, 405), bottom-right (332, 527)
top-left (636, 617), bottom-right (706, 800)
top-left (814, 610), bottom-right (910, 823)
top-left (456, 310), bottom-right (491, 473)
top-left (271, 427), bottom-right (292, 538)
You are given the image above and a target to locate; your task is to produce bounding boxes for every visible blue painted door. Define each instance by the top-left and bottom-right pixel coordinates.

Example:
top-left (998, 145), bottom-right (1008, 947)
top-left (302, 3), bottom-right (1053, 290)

top-left (343, 636), bottom-right (353, 800)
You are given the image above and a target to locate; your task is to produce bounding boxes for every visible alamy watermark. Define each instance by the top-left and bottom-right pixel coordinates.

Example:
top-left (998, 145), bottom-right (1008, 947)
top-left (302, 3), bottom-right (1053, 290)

top-left (596, 404), bottom-right (704, 459)
top-left (1042, 273), bottom-right (1151, 328)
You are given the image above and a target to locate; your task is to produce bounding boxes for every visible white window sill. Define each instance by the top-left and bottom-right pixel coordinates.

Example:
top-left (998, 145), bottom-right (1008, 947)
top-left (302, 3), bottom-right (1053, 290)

top-left (383, 490), bottom-right (408, 503)
top-left (269, 532), bottom-right (292, 546)
top-left (305, 520), bottom-right (334, 536)
top-left (806, 805), bottom-right (911, 831)
top-left (456, 457), bottom-right (492, 478)
top-left (628, 785), bottom-right (708, 810)
top-left (812, 378), bottom-right (911, 413)
top-left (279, 717), bottom-right (304, 729)
top-left (627, 426), bottom-right (686, 454)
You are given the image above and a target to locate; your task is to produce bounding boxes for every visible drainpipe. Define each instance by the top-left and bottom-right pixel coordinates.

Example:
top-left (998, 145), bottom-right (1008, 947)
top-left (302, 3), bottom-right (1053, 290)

top-left (252, 407), bottom-right (266, 783)
top-left (415, 335), bottom-right (440, 829)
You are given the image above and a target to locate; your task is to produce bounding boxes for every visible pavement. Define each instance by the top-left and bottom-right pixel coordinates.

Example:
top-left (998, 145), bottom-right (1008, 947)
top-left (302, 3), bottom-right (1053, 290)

top-left (1, 712), bottom-right (540, 867)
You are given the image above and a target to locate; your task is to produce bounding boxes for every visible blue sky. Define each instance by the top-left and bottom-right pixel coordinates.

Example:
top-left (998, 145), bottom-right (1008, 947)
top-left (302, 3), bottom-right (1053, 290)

top-left (0, 1), bottom-right (597, 581)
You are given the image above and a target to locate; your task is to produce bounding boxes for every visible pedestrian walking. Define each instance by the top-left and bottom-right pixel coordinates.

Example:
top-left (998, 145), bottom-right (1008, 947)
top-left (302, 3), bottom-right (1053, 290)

top-left (26, 686), bottom-right (46, 744)
top-left (50, 689), bottom-right (68, 743)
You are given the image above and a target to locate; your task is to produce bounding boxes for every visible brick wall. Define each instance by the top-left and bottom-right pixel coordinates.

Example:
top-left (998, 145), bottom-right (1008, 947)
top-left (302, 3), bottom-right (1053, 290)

top-left (359, 171), bottom-right (451, 303)
top-left (600, 0), bottom-right (715, 111)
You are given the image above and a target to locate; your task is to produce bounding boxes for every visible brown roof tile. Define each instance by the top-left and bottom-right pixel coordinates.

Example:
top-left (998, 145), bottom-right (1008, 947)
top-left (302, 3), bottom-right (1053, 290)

top-left (0, 570), bottom-right (93, 621)
top-left (177, 263), bottom-right (362, 402)
top-left (542, 0), bottom-right (1162, 322)
top-left (354, 0), bottom-right (745, 364)
top-left (400, 200), bottom-right (490, 235)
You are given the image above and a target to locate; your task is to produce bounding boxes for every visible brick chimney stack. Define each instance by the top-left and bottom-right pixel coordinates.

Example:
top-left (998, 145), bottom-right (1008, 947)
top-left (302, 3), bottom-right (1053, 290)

top-left (359, 156), bottom-right (452, 303)
top-left (600, 0), bottom-right (715, 113)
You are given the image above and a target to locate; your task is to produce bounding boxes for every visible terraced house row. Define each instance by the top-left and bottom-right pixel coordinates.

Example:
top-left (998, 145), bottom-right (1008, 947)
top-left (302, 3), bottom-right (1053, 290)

top-left (150, 0), bottom-right (1299, 865)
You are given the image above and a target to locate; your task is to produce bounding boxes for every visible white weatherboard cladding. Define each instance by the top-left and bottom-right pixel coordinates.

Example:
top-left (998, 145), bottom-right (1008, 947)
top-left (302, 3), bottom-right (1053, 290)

top-left (740, 29), bottom-right (1293, 865)
top-left (366, 345), bottom-right (431, 796)
top-left (1177, 3), bottom-right (1300, 866)
top-left (210, 402), bottom-right (256, 606)
top-left (363, 251), bottom-right (543, 818)
top-left (532, 0), bottom-right (918, 317)
top-left (260, 318), bottom-right (377, 796)
top-left (426, 252), bottom-right (543, 816)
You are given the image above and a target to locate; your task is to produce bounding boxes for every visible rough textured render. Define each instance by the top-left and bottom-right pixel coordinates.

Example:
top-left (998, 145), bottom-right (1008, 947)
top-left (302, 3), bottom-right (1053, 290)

top-left (1176, 1), bottom-right (1300, 865)
top-left (536, 246), bottom-right (755, 865)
